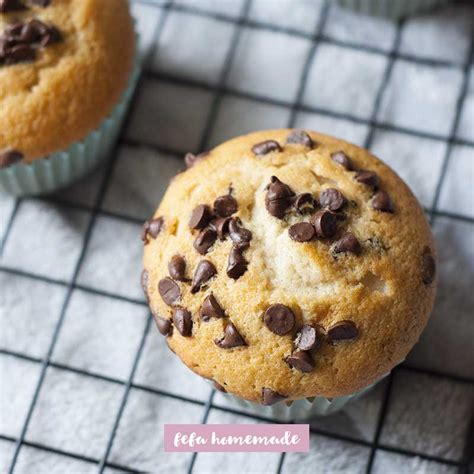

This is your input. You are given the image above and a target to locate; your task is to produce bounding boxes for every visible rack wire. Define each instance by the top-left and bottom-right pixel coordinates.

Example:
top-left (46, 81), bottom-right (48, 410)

top-left (1, 0), bottom-right (473, 472)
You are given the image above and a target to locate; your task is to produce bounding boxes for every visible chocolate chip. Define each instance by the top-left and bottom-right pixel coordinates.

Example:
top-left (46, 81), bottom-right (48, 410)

top-left (286, 129), bottom-right (314, 148)
top-left (184, 151), bottom-right (208, 169)
top-left (263, 304), bottom-right (295, 336)
top-left (189, 204), bottom-right (212, 230)
top-left (331, 151), bottom-right (352, 170)
top-left (213, 381), bottom-right (227, 392)
top-left (154, 314), bottom-right (172, 336)
top-left (141, 270), bottom-right (149, 301)
top-left (226, 247), bottom-right (248, 280)
top-left (194, 228), bottom-right (217, 255)
top-left (333, 232), bottom-right (361, 255)
top-left (30, 0), bottom-right (51, 6)
top-left (158, 277), bottom-right (181, 306)
top-left (172, 307), bottom-right (193, 337)
top-left (285, 350), bottom-right (314, 373)
top-left (265, 176), bottom-right (294, 219)
top-left (228, 218), bottom-right (252, 248)
top-left (20, 20), bottom-right (43, 43)
top-left (40, 24), bottom-right (61, 47)
top-left (421, 247), bottom-right (436, 285)
top-left (6, 44), bottom-right (35, 64)
top-left (252, 140), bottom-right (282, 156)
top-left (142, 216), bottom-right (164, 243)
top-left (327, 320), bottom-right (358, 342)
top-left (356, 170), bottom-right (379, 187)
top-left (168, 255), bottom-right (187, 281)
top-left (191, 260), bottom-right (217, 293)
top-left (372, 190), bottom-right (394, 213)
top-left (319, 188), bottom-right (346, 212)
top-left (294, 324), bottom-right (319, 351)
top-left (215, 321), bottom-right (246, 348)
top-left (0, 0), bottom-right (26, 13)
top-left (262, 388), bottom-right (286, 406)
top-left (293, 193), bottom-right (316, 214)
top-left (310, 210), bottom-right (337, 238)
top-left (214, 193), bottom-right (238, 218)
top-left (212, 217), bottom-right (231, 240)
top-left (200, 293), bottom-right (225, 321)
top-left (288, 222), bottom-right (315, 242)
top-left (0, 149), bottom-right (23, 168)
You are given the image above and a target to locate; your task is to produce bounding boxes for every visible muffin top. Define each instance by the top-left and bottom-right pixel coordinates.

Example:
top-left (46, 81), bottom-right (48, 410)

top-left (0, 0), bottom-right (134, 164)
top-left (142, 129), bottom-right (437, 404)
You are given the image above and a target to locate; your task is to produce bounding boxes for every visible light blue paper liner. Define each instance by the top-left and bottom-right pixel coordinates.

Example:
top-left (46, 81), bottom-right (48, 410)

top-left (336, 0), bottom-right (451, 19)
top-left (0, 41), bottom-right (141, 196)
top-left (219, 373), bottom-right (388, 421)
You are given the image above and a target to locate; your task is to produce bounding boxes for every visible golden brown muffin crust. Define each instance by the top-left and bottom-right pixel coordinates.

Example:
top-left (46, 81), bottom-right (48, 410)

top-left (143, 129), bottom-right (437, 403)
top-left (0, 0), bottom-right (134, 162)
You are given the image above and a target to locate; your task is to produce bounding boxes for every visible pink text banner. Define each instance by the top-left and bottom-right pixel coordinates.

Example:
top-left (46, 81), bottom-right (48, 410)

top-left (164, 424), bottom-right (309, 452)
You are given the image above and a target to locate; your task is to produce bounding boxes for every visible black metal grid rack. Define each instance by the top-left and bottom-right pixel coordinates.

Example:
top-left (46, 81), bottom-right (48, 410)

top-left (1, 0), bottom-right (473, 472)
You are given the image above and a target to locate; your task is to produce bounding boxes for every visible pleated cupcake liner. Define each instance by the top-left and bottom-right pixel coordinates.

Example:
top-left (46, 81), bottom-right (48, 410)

top-left (217, 374), bottom-right (387, 421)
top-left (336, 0), bottom-right (451, 19)
top-left (0, 36), bottom-right (141, 196)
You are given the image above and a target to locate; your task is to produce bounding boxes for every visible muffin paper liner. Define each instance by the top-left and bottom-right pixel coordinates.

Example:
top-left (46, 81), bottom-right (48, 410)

top-left (0, 37), bottom-right (141, 196)
top-left (218, 374), bottom-right (388, 421)
top-left (336, 0), bottom-right (451, 19)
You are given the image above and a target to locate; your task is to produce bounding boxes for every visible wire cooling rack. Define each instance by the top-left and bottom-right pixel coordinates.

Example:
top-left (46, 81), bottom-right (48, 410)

top-left (0, 0), bottom-right (473, 473)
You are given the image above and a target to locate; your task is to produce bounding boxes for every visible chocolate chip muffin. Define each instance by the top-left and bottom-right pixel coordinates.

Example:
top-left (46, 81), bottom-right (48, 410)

top-left (142, 129), bottom-right (437, 409)
top-left (0, 0), bottom-right (137, 194)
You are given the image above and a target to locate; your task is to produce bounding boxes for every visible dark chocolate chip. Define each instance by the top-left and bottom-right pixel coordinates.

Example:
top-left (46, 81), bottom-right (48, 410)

top-left (141, 270), bottom-right (149, 301)
top-left (213, 381), bottom-right (227, 392)
top-left (212, 217), bottom-right (231, 240)
top-left (200, 293), bottom-right (225, 321)
top-left (168, 255), bottom-right (187, 281)
top-left (265, 176), bottom-right (295, 219)
top-left (40, 24), bottom-right (61, 47)
top-left (421, 247), bottom-right (436, 285)
top-left (288, 222), bottom-right (315, 242)
top-left (20, 20), bottom-right (43, 43)
top-left (327, 320), bottom-right (358, 342)
top-left (158, 277), bottom-right (181, 306)
top-left (29, 0), bottom-right (51, 6)
top-left (142, 216), bottom-right (164, 243)
top-left (6, 44), bottom-right (36, 64)
top-left (319, 188), bottom-right (346, 212)
top-left (215, 321), bottom-right (246, 348)
top-left (310, 210), bottom-right (337, 238)
top-left (0, 149), bottom-right (23, 168)
top-left (184, 151), bottom-right (208, 169)
top-left (263, 304), bottom-right (295, 336)
top-left (286, 129), bottom-right (314, 148)
top-left (226, 247), bottom-right (248, 280)
top-left (331, 151), bottom-right (352, 170)
top-left (194, 228), bottom-right (217, 255)
top-left (189, 204), bottom-right (212, 230)
top-left (262, 387), bottom-right (285, 406)
top-left (356, 170), bottom-right (379, 187)
top-left (372, 190), bottom-right (394, 213)
top-left (333, 232), bottom-right (361, 254)
top-left (252, 140), bottom-right (282, 156)
top-left (154, 314), bottom-right (172, 336)
top-left (293, 193), bottom-right (316, 214)
top-left (191, 260), bottom-right (217, 293)
top-left (228, 218), bottom-right (252, 248)
top-left (172, 307), bottom-right (193, 337)
top-left (214, 193), bottom-right (238, 218)
top-left (294, 324), bottom-right (319, 351)
top-left (0, 0), bottom-right (26, 13)
top-left (285, 350), bottom-right (314, 373)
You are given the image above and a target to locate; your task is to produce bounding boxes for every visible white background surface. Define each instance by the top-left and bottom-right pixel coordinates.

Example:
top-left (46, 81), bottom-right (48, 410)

top-left (1, 0), bottom-right (473, 473)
